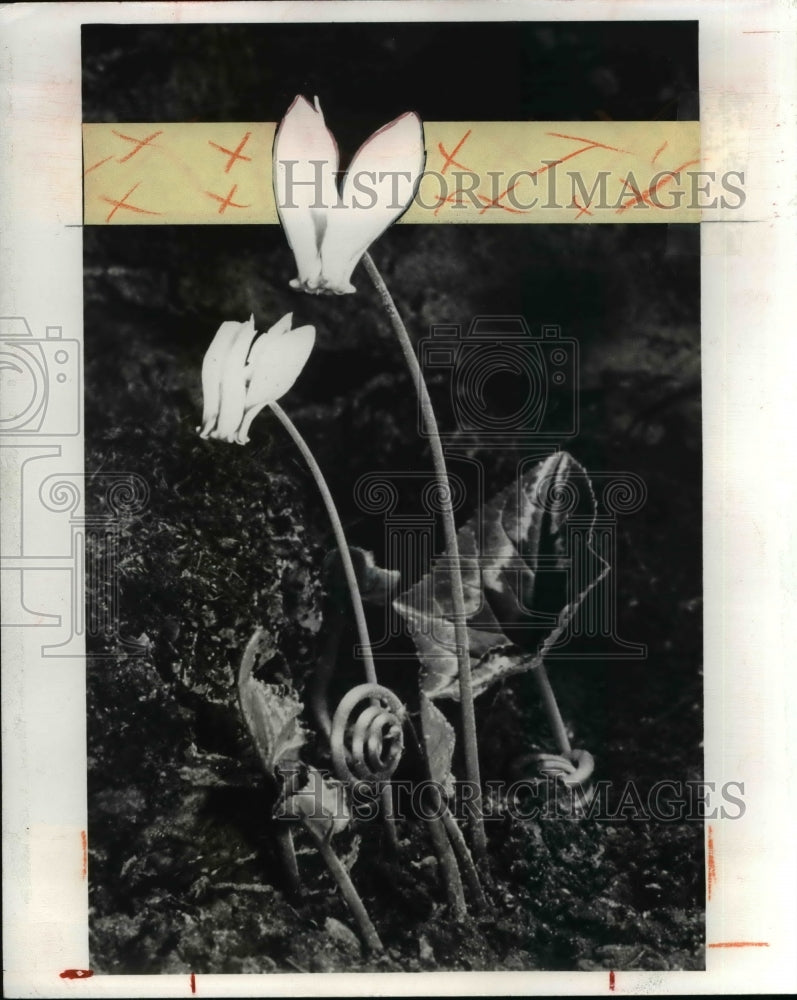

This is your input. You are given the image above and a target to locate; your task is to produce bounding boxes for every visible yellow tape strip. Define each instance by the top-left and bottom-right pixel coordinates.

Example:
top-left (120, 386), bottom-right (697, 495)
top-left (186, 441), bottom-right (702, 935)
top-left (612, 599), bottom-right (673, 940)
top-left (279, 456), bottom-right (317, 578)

top-left (83, 121), bottom-right (700, 225)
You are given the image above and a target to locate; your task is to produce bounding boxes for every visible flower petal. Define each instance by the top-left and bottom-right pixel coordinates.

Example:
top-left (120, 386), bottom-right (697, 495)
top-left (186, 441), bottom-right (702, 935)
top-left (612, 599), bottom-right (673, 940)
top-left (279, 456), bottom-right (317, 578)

top-left (198, 320), bottom-right (241, 437)
top-left (320, 111), bottom-right (425, 293)
top-left (214, 315), bottom-right (259, 442)
top-left (273, 96), bottom-right (339, 292)
top-left (245, 322), bottom-right (316, 413)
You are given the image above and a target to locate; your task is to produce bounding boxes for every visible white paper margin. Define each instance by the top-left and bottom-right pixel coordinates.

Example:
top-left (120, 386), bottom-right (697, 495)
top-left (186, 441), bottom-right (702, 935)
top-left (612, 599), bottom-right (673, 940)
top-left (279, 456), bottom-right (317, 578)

top-left (2, 1), bottom-right (796, 996)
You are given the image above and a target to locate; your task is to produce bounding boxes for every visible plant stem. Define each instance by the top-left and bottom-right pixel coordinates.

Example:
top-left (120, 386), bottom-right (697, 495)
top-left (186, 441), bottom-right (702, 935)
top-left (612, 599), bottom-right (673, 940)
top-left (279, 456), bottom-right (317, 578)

top-left (440, 807), bottom-right (488, 910)
top-left (425, 795), bottom-right (468, 921)
top-left (406, 709), bottom-right (473, 917)
top-left (268, 401), bottom-right (397, 849)
top-left (300, 819), bottom-right (383, 953)
top-left (269, 401), bottom-right (377, 685)
top-left (275, 826), bottom-right (301, 894)
top-left (533, 664), bottom-right (572, 755)
top-left (362, 252), bottom-right (486, 859)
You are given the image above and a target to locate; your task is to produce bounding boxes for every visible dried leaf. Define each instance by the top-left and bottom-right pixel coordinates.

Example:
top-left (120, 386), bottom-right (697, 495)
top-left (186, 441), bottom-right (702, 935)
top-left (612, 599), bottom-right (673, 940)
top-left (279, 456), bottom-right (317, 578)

top-left (276, 765), bottom-right (350, 838)
top-left (420, 695), bottom-right (456, 798)
top-left (394, 453), bottom-right (607, 699)
top-left (238, 629), bottom-right (307, 778)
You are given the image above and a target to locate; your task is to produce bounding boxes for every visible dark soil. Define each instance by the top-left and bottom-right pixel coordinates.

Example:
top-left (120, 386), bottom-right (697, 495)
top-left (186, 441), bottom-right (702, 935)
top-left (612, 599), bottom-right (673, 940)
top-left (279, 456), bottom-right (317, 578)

top-left (84, 219), bottom-right (703, 974)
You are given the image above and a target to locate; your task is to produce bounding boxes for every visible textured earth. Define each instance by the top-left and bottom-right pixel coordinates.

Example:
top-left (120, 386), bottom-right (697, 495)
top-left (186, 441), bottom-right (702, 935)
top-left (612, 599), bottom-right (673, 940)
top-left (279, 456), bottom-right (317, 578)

top-left (84, 219), bottom-right (703, 974)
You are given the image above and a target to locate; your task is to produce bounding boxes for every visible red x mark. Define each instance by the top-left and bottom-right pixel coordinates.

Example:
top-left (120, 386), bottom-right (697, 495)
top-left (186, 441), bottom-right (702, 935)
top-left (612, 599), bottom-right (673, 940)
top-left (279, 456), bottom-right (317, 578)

top-left (205, 184), bottom-right (251, 214)
top-left (83, 155), bottom-right (113, 177)
top-left (111, 129), bottom-right (163, 163)
top-left (615, 158), bottom-right (700, 214)
top-left (433, 190), bottom-right (474, 216)
top-left (208, 131), bottom-right (252, 173)
top-left (571, 197), bottom-right (593, 218)
top-left (99, 182), bottom-right (162, 222)
top-left (477, 181), bottom-right (527, 215)
top-left (438, 129), bottom-right (474, 174)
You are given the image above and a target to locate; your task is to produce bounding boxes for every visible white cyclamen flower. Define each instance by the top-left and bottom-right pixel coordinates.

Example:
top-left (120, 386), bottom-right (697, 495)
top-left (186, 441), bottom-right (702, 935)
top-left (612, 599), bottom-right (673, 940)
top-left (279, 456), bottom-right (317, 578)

top-left (198, 313), bottom-right (315, 444)
top-left (273, 95), bottom-right (425, 295)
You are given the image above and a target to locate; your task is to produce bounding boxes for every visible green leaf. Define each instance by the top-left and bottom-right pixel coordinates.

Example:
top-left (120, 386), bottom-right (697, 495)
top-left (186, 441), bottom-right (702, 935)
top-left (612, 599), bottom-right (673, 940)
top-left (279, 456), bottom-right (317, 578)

top-left (238, 629), bottom-right (307, 778)
top-left (393, 452), bottom-right (607, 700)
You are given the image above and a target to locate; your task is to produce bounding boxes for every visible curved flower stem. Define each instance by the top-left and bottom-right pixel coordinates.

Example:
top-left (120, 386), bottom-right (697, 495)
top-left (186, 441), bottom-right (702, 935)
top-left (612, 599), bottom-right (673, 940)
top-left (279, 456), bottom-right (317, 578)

top-left (268, 401), bottom-right (398, 851)
top-left (362, 252), bottom-right (486, 859)
top-left (269, 401), bottom-right (377, 684)
top-left (440, 807), bottom-right (488, 910)
top-left (533, 664), bottom-right (572, 756)
top-left (299, 818), bottom-right (383, 953)
top-left (425, 791), bottom-right (468, 921)
top-left (405, 710), bottom-right (478, 917)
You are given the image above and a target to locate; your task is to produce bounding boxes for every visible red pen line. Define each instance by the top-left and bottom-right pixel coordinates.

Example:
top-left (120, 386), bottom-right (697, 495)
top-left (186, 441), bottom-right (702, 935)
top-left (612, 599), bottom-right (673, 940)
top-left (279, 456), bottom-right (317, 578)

top-left (546, 131), bottom-right (632, 155)
top-left (111, 129), bottom-right (163, 162)
top-left (99, 183), bottom-right (163, 222)
top-left (83, 156), bottom-right (113, 176)
top-left (708, 942), bottom-right (769, 948)
top-left (616, 158), bottom-right (700, 213)
top-left (204, 184), bottom-right (251, 214)
top-left (208, 131), bottom-right (252, 173)
top-left (477, 180), bottom-right (526, 215)
top-left (529, 145), bottom-right (601, 178)
top-left (438, 129), bottom-right (473, 174)
top-left (707, 825), bottom-right (717, 900)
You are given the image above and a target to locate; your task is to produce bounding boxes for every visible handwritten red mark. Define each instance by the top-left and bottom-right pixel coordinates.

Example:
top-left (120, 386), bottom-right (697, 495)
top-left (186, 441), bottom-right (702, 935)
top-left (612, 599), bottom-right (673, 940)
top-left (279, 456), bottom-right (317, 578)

top-left (615, 158), bottom-right (700, 214)
top-left (438, 129), bottom-right (474, 174)
top-left (204, 184), bottom-right (251, 214)
top-left (531, 144), bottom-right (598, 178)
top-left (708, 941), bottom-right (770, 948)
top-left (432, 190), bottom-right (477, 216)
top-left (80, 830), bottom-right (87, 879)
top-left (111, 129), bottom-right (163, 163)
top-left (83, 156), bottom-right (113, 177)
top-left (208, 131), bottom-right (252, 173)
top-left (477, 180), bottom-right (526, 215)
top-left (60, 970), bottom-right (94, 979)
top-left (609, 970), bottom-right (616, 991)
top-left (651, 140), bottom-right (668, 165)
top-left (99, 183), bottom-right (163, 222)
top-left (190, 972), bottom-right (197, 993)
top-left (707, 825), bottom-right (716, 900)
top-left (546, 131), bottom-right (631, 155)
top-left (571, 197), bottom-right (593, 218)
top-left (525, 132), bottom-right (634, 181)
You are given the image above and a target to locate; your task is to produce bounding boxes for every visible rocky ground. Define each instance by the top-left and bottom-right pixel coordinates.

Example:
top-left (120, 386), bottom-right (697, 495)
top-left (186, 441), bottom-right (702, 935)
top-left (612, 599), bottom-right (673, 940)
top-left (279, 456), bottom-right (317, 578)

top-left (84, 219), bottom-right (703, 973)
